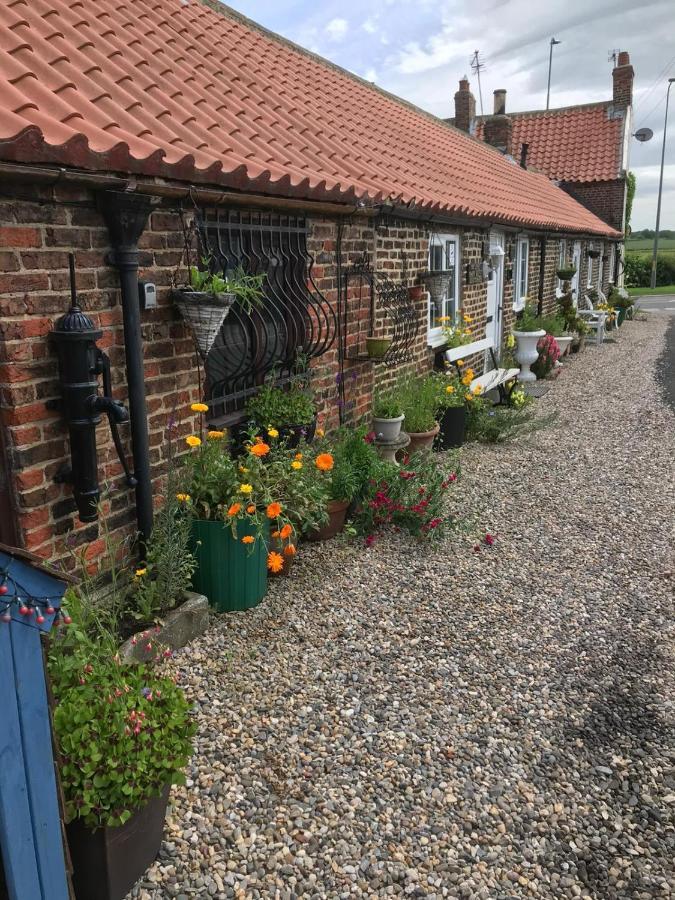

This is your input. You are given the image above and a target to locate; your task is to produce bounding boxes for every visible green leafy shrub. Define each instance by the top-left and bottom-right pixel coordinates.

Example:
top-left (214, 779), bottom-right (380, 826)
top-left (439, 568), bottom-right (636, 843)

top-left (372, 387), bottom-right (404, 419)
top-left (399, 374), bottom-right (440, 433)
top-left (514, 303), bottom-right (543, 332)
top-left (49, 640), bottom-right (195, 829)
top-left (466, 395), bottom-right (555, 443)
top-left (246, 381), bottom-right (316, 428)
top-left (625, 253), bottom-right (675, 288)
top-left (189, 260), bottom-right (265, 312)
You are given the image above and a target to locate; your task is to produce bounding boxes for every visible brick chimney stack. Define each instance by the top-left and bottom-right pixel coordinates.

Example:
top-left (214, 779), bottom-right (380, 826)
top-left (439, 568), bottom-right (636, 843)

top-left (454, 76), bottom-right (476, 133)
top-left (483, 89), bottom-right (512, 155)
top-left (612, 50), bottom-right (634, 107)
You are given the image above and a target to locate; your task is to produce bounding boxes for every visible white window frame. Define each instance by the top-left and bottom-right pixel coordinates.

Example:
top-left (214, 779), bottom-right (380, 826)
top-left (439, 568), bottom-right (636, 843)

top-left (427, 233), bottom-right (460, 345)
top-left (557, 239), bottom-right (566, 296)
top-left (513, 237), bottom-right (529, 311)
top-left (597, 252), bottom-right (603, 290)
top-left (587, 243), bottom-right (594, 288)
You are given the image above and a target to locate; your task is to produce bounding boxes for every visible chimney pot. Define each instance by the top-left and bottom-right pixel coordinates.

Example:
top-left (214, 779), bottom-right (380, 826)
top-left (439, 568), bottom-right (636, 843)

top-left (612, 50), bottom-right (634, 107)
top-left (493, 89), bottom-right (507, 115)
top-left (454, 77), bottom-right (476, 133)
top-left (617, 50), bottom-right (630, 66)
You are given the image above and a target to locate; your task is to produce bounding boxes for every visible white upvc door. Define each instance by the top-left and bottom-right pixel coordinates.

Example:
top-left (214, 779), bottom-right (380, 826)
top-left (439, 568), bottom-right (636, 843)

top-left (485, 230), bottom-right (505, 367)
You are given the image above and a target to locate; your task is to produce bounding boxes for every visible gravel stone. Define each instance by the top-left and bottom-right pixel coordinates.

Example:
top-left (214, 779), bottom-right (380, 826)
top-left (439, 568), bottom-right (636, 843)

top-left (129, 315), bottom-right (675, 899)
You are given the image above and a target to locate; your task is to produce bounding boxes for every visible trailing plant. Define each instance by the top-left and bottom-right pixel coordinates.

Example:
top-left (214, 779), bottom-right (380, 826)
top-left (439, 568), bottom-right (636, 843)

top-left (246, 380), bottom-right (316, 428)
top-left (465, 395), bottom-right (555, 444)
top-left (48, 637), bottom-right (195, 829)
top-left (188, 258), bottom-right (266, 312)
top-left (356, 450), bottom-right (459, 542)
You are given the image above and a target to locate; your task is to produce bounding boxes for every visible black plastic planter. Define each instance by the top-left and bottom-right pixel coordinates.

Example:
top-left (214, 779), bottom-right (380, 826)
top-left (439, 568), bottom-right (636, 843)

top-left (436, 405), bottom-right (467, 450)
top-left (66, 785), bottom-right (170, 900)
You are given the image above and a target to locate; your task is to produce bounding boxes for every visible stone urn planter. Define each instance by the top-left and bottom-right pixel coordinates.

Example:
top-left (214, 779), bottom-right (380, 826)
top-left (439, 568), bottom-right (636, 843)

top-left (407, 422), bottom-right (440, 453)
top-left (119, 591), bottom-right (209, 663)
top-left (513, 329), bottom-right (546, 382)
top-left (372, 414), bottom-right (404, 443)
top-left (555, 335), bottom-right (574, 357)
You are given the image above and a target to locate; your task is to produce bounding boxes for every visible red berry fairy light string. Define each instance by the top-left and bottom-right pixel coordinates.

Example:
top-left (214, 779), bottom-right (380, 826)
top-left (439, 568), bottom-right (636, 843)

top-left (0, 563), bottom-right (71, 626)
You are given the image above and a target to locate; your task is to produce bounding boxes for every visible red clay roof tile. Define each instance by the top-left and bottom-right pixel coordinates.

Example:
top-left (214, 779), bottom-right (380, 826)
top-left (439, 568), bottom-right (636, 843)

top-left (0, 0), bottom-right (620, 237)
top-left (475, 103), bottom-right (624, 183)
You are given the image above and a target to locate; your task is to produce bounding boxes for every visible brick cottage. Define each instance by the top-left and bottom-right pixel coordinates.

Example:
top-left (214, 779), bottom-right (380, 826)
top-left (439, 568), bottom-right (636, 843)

top-left (0, 0), bottom-right (621, 566)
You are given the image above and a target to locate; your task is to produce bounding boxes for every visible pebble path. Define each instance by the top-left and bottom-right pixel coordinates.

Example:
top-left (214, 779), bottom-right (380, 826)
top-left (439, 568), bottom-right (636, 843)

top-left (131, 314), bottom-right (675, 900)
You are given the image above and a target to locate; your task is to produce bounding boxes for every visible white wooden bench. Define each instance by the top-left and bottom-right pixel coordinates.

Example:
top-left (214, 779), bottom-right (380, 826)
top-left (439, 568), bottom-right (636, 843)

top-left (470, 366), bottom-right (520, 401)
top-left (578, 293), bottom-right (608, 345)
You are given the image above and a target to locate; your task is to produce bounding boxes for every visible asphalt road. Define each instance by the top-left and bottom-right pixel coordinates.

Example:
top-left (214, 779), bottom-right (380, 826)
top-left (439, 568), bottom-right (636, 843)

top-left (634, 293), bottom-right (675, 313)
top-left (656, 312), bottom-right (675, 415)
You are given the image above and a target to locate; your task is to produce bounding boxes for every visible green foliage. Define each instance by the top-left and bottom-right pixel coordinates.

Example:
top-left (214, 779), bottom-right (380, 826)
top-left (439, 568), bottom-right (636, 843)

top-left (514, 303), bottom-right (543, 332)
top-left (372, 386), bottom-right (404, 419)
top-left (608, 285), bottom-right (633, 309)
top-left (399, 374), bottom-right (440, 433)
top-left (188, 259), bottom-right (266, 313)
top-left (625, 170), bottom-right (636, 236)
top-left (466, 395), bottom-right (555, 444)
top-left (48, 638), bottom-right (195, 829)
top-left (537, 313), bottom-right (566, 337)
top-left (625, 252), bottom-right (675, 288)
top-left (127, 493), bottom-right (196, 624)
top-left (246, 381), bottom-right (316, 428)
top-left (257, 438), bottom-right (331, 535)
top-left (324, 426), bottom-right (382, 504)
top-left (356, 450), bottom-right (459, 541)
top-left (440, 312), bottom-right (474, 348)
top-left (432, 370), bottom-right (465, 409)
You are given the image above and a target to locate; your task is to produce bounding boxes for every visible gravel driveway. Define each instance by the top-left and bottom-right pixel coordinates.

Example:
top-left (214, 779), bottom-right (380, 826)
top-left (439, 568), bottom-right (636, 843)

top-left (134, 314), bottom-right (675, 900)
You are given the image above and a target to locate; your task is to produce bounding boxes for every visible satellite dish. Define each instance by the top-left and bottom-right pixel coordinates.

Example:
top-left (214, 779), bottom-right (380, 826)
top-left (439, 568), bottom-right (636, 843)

top-left (634, 127), bottom-right (654, 143)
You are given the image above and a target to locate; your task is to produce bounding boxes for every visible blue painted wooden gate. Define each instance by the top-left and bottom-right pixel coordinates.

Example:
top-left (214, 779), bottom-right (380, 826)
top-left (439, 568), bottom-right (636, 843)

top-left (0, 546), bottom-right (71, 900)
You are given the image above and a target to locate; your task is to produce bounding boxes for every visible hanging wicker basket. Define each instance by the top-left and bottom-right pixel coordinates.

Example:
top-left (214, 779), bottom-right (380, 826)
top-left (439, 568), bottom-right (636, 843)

top-left (172, 288), bottom-right (235, 359)
top-left (421, 271), bottom-right (451, 306)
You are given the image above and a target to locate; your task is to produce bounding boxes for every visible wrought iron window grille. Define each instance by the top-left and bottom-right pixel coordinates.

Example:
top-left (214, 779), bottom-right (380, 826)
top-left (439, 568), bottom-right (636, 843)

top-left (340, 255), bottom-right (419, 366)
top-left (193, 209), bottom-right (337, 421)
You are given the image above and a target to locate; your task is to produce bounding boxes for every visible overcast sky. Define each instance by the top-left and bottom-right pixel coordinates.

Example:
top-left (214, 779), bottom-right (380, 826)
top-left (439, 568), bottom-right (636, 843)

top-left (226, 0), bottom-right (675, 230)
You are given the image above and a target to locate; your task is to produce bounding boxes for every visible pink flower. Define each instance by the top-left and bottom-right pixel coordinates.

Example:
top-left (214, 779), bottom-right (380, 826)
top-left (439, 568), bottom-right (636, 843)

top-left (365, 535), bottom-right (376, 548)
top-left (484, 533), bottom-right (496, 546)
top-left (364, 431), bottom-right (376, 444)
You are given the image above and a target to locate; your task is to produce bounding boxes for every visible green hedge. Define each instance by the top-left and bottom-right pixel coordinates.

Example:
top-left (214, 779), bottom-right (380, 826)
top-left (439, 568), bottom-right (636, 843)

top-left (625, 252), bottom-right (675, 287)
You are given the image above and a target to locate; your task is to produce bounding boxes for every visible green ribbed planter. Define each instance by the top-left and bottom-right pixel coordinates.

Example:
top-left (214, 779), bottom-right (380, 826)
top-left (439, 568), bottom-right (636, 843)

top-left (190, 518), bottom-right (268, 612)
top-left (614, 306), bottom-right (626, 326)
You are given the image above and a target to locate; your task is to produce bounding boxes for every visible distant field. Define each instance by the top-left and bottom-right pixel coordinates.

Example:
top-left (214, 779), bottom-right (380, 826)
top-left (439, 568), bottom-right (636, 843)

top-left (627, 238), bottom-right (675, 253)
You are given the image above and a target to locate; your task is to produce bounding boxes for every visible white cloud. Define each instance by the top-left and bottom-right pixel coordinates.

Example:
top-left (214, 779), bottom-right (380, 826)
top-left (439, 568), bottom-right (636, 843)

top-left (364, 67), bottom-right (378, 82)
top-left (325, 17), bottom-right (348, 41)
top-left (363, 17), bottom-right (377, 34)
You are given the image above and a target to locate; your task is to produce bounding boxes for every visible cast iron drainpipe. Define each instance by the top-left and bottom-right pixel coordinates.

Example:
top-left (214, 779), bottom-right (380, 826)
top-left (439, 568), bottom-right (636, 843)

top-left (537, 236), bottom-right (546, 317)
top-left (97, 190), bottom-right (158, 543)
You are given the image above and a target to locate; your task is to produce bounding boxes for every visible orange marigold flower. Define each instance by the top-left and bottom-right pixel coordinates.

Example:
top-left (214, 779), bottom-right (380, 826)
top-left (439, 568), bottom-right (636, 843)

top-left (266, 502), bottom-right (282, 519)
top-left (241, 535), bottom-right (255, 545)
top-left (283, 543), bottom-right (296, 557)
top-left (315, 453), bottom-right (334, 471)
top-left (267, 551), bottom-right (284, 573)
top-left (294, 452), bottom-right (303, 460)
top-left (249, 442), bottom-right (270, 457)
top-left (227, 503), bottom-right (242, 517)
top-left (280, 523), bottom-right (293, 539)
top-left (246, 504), bottom-right (256, 514)
top-left (272, 530), bottom-right (281, 538)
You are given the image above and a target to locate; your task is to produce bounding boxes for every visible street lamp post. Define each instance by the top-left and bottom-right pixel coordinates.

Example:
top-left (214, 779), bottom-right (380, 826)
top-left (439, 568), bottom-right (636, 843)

top-left (651, 78), bottom-right (675, 289)
top-left (546, 38), bottom-right (561, 110)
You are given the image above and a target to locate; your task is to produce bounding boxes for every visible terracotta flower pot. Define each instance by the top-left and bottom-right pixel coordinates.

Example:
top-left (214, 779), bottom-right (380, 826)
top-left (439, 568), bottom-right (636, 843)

top-left (306, 499), bottom-right (350, 541)
top-left (406, 422), bottom-right (440, 454)
top-left (408, 285), bottom-right (425, 301)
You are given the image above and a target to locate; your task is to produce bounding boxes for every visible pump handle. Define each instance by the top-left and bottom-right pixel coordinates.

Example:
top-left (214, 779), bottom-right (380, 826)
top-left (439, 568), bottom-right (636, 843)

top-left (96, 349), bottom-right (138, 488)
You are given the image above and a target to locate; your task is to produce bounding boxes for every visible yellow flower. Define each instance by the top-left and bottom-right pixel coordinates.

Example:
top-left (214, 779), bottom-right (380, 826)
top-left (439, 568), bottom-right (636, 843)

top-left (457, 359), bottom-right (465, 366)
top-left (463, 314), bottom-right (473, 323)
top-left (175, 493), bottom-right (191, 503)
top-left (241, 535), bottom-right (255, 545)
top-left (267, 427), bottom-right (279, 438)
top-left (207, 430), bottom-right (225, 440)
top-left (185, 435), bottom-right (201, 448)
top-left (239, 484), bottom-right (253, 494)
top-left (316, 427), bottom-right (325, 437)
top-left (438, 316), bottom-right (450, 323)
top-left (239, 466), bottom-right (249, 473)
top-left (446, 385), bottom-right (455, 394)
top-left (191, 402), bottom-right (209, 413)
top-left (291, 460), bottom-right (303, 470)
top-left (472, 385), bottom-right (482, 395)
top-left (135, 568), bottom-right (147, 577)
top-left (465, 393), bottom-right (474, 402)
top-left (461, 374), bottom-right (473, 387)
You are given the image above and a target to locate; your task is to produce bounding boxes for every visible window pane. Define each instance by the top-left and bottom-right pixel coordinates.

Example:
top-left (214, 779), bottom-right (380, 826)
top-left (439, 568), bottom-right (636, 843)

top-left (430, 245), bottom-right (443, 270)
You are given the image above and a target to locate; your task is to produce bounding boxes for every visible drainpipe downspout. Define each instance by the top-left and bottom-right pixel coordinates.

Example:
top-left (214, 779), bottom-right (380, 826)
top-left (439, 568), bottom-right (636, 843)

top-left (97, 190), bottom-right (157, 543)
top-left (537, 236), bottom-right (546, 317)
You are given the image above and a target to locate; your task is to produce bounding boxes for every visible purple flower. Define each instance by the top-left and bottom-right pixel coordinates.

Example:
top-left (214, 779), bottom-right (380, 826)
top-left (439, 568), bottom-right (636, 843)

top-left (335, 372), bottom-right (342, 385)
top-left (141, 686), bottom-right (152, 698)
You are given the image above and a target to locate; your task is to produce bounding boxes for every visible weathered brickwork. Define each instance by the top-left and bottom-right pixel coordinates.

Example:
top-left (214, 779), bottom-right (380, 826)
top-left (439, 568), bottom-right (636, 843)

top-left (562, 179), bottom-right (626, 233)
top-left (0, 181), bottom-right (619, 568)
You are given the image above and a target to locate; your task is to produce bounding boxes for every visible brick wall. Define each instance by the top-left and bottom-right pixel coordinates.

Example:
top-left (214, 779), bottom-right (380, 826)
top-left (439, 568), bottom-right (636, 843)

top-left (0, 183), bottom-right (201, 568)
top-left (562, 179), bottom-right (626, 232)
top-left (0, 177), bottom-right (615, 568)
